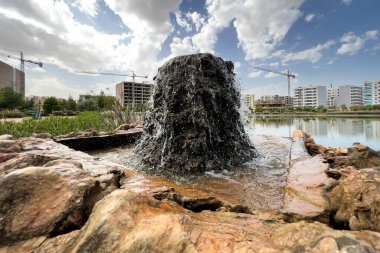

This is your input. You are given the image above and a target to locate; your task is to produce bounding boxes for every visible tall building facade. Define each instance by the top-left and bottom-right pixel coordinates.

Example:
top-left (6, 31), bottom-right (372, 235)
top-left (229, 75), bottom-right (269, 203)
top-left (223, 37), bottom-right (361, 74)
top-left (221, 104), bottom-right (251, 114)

top-left (116, 81), bottom-right (153, 107)
top-left (244, 94), bottom-right (255, 110)
top-left (254, 95), bottom-right (293, 108)
top-left (0, 60), bottom-right (25, 99)
top-left (293, 86), bottom-right (327, 107)
top-left (363, 81), bottom-right (380, 105)
top-left (327, 88), bottom-right (339, 107)
top-left (335, 85), bottom-right (363, 107)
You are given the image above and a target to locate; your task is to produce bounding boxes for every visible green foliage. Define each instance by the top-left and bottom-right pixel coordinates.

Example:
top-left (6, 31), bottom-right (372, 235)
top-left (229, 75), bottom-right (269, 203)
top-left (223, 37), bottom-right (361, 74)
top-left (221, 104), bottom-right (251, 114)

top-left (77, 98), bottom-right (99, 112)
top-left (0, 112), bottom-right (113, 137)
top-left (43, 97), bottom-right (61, 114)
top-left (67, 97), bottom-right (77, 111)
top-left (0, 88), bottom-right (23, 110)
top-left (0, 111), bottom-right (24, 118)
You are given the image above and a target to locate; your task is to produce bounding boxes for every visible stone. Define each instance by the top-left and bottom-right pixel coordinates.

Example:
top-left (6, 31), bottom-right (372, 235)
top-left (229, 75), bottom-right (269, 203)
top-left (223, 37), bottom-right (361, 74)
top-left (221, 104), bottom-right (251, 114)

top-left (0, 161), bottom-right (97, 244)
top-left (31, 133), bottom-right (53, 139)
top-left (0, 134), bottom-right (13, 140)
top-left (114, 123), bottom-right (131, 131)
top-left (347, 144), bottom-right (380, 169)
top-left (136, 53), bottom-right (256, 175)
top-left (0, 140), bottom-right (21, 153)
top-left (328, 167), bottom-right (380, 232)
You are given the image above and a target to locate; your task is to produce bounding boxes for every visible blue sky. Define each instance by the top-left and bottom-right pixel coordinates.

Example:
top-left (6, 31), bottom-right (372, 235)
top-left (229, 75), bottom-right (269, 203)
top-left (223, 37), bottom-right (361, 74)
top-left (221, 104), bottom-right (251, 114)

top-left (0, 0), bottom-right (379, 98)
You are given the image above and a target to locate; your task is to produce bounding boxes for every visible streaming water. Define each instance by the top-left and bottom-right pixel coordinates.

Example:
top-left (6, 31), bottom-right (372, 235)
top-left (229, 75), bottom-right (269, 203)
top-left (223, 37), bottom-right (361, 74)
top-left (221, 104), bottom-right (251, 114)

top-left (89, 130), bottom-right (291, 210)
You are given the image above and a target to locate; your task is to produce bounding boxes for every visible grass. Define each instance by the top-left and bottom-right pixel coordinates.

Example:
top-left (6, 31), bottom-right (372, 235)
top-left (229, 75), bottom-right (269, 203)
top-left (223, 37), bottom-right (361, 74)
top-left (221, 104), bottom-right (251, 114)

top-left (0, 112), bottom-right (114, 138)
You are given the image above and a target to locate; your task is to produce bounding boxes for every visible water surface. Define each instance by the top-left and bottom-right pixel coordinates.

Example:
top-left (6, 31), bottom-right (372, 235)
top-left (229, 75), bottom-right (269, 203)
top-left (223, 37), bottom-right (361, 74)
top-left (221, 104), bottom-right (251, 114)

top-left (249, 116), bottom-right (380, 150)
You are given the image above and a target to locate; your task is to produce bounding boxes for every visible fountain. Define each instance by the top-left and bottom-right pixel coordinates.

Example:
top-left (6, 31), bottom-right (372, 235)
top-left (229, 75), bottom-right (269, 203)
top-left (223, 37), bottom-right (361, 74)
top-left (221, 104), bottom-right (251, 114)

top-left (136, 53), bottom-right (256, 176)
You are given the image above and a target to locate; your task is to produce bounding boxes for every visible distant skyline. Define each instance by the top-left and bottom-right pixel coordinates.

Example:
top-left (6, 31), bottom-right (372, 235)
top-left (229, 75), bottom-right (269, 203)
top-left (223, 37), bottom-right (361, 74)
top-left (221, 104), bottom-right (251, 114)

top-left (0, 0), bottom-right (379, 98)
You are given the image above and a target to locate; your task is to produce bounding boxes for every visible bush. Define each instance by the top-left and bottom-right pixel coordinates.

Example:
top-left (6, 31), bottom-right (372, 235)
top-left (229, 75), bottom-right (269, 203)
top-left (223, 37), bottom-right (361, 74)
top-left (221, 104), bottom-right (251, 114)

top-left (0, 111), bottom-right (24, 118)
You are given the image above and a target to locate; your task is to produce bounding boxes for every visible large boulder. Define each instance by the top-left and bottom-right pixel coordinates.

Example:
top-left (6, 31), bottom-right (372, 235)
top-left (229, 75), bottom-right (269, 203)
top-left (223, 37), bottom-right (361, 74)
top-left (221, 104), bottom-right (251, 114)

top-left (329, 167), bottom-right (380, 231)
top-left (347, 144), bottom-right (380, 169)
top-left (136, 53), bottom-right (256, 175)
top-left (0, 160), bottom-right (98, 244)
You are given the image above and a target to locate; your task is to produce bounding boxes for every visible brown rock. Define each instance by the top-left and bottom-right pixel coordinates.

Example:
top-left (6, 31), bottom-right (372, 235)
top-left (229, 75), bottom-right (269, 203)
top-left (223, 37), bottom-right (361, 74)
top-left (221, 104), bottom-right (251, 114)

top-left (0, 134), bottom-right (13, 140)
top-left (0, 161), bottom-right (97, 244)
top-left (31, 133), bottom-right (53, 139)
top-left (114, 123), bottom-right (131, 131)
top-left (0, 140), bottom-right (21, 153)
top-left (347, 144), bottom-right (380, 169)
top-left (329, 167), bottom-right (380, 231)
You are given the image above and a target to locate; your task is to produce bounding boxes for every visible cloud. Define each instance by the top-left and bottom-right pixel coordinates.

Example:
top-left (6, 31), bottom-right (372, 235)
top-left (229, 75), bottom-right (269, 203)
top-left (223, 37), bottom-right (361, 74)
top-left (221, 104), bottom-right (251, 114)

top-left (337, 30), bottom-right (378, 55)
top-left (305, 13), bottom-right (315, 23)
top-left (248, 70), bottom-right (262, 78)
top-left (0, 0), bottom-right (182, 80)
top-left (165, 0), bottom-right (305, 61)
top-left (341, 0), bottom-right (352, 5)
top-left (175, 11), bottom-right (192, 32)
top-left (72, 0), bottom-right (98, 17)
top-left (186, 11), bottom-right (205, 32)
top-left (26, 77), bottom-right (87, 98)
top-left (264, 72), bottom-right (280, 78)
top-left (279, 40), bottom-right (335, 64)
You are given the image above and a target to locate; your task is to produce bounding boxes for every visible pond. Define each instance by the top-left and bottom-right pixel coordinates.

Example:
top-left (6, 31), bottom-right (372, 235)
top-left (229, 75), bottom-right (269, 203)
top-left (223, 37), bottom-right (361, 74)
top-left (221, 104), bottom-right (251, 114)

top-left (247, 116), bottom-right (380, 150)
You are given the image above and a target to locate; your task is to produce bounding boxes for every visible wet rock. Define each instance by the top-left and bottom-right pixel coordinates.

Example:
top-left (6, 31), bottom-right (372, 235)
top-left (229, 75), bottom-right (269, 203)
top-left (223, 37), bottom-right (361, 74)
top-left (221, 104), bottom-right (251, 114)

top-left (329, 167), bottom-right (380, 232)
top-left (0, 140), bottom-right (21, 153)
top-left (136, 53), bottom-right (256, 175)
top-left (0, 161), bottom-right (97, 244)
top-left (347, 144), bottom-right (380, 169)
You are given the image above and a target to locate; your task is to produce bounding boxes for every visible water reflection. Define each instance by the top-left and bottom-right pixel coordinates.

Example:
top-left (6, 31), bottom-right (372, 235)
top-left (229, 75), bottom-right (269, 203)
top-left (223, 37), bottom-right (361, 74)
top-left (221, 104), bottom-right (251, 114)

top-left (249, 116), bottom-right (380, 150)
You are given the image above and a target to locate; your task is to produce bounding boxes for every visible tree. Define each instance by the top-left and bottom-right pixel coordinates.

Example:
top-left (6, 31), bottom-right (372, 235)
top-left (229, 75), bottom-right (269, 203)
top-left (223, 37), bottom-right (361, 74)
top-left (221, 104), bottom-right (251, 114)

top-left (43, 97), bottom-right (61, 114)
top-left (0, 88), bottom-right (23, 110)
top-left (77, 98), bottom-right (99, 111)
top-left (67, 96), bottom-right (77, 111)
top-left (341, 104), bottom-right (347, 111)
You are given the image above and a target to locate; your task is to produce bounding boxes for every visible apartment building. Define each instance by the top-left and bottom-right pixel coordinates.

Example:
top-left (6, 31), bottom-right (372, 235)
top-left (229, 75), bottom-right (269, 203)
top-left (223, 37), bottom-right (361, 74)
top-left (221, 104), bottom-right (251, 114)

top-left (335, 85), bottom-right (363, 107)
top-left (116, 81), bottom-right (153, 107)
top-left (363, 81), bottom-right (380, 105)
top-left (293, 86), bottom-right (327, 107)
top-left (327, 88), bottom-right (339, 107)
top-left (244, 94), bottom-right (255, 110)
top-left (254, 95), bottom-right (294, 108)
top-left (0, 60), bottom-right (25, 99)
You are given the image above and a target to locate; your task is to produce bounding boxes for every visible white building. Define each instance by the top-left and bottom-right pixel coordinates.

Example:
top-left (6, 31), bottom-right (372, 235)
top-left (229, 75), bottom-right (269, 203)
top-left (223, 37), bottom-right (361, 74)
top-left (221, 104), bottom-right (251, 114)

top-left (293, 86), bottom-right (327, 108)
top-left (116, 81), bottom-right (153, 107)
top-left (244, 94), bottom-right (255, 110)
top-left (335, 85), bottom-right (363, 107)
top-left (327, 88), bottom-right (339, 107)
top-left (363, 81), bottom-right (380, 105)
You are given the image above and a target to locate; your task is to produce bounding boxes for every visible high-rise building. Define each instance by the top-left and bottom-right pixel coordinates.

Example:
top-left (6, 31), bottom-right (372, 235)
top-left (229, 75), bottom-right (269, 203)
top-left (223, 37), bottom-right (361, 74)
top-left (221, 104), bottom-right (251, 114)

top-left (335, 85), bottom-right (363, 107)
top-left (254, 95), bottom-right (293, 108)
top-left (0, 60), bottom-right (25, 99)
top-left (363, 81), bottom-right (380, 105)
top-left (244, 94), bottom-right (255, 110)
top-left (293, 86), bottom-right (327, 107)
top-left (116, 81), bottom-right (153, 107)
top-left (327, 88), bottom-right (339, 107)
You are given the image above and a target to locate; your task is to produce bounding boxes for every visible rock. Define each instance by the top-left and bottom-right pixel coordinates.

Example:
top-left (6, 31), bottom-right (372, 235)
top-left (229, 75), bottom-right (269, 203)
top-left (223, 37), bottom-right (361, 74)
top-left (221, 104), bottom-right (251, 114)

top-left (347, 144), bottom-right (380, 169)
top-left (329, 167), bottom-right (380, 231)
top-left (136, 53), bottom-right (256, 175)
top-left (131, 120), bottom-right (144, 128)
top-left (31, 133), bottom-right (53, 139)
top-left (34, 190), bottom-right (379, 253)
top-left (0, 134), bottom-right (13, 140)
top-left (114, 123), bottom-right (131, 131)
top-left (292, 129), bottom-right (304, 138)
top-left (0, 140), bottom-right (21, 153)
top-left (0, 161), bottom-right (97, 244)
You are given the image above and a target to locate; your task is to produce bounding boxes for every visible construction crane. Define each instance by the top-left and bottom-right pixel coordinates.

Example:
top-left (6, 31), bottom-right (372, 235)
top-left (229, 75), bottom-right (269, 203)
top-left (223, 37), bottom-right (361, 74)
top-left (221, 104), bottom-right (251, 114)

top-left (76, 70), bottom-right (148, 107)
top-left (254, 66), bottom-right (295, 106)
top-left (0, 50), bottom-right (43, 71)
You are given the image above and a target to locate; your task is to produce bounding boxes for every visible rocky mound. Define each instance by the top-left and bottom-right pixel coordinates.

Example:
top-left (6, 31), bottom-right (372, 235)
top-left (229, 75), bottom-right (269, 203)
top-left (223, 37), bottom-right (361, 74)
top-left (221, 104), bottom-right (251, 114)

top-left (136, 53), bottom-right (256, 175)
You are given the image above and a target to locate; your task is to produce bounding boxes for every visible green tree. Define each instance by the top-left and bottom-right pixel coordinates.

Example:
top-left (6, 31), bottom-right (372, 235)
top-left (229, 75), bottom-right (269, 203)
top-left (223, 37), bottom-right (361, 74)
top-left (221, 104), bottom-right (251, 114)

top-left (43, 97), bottom-right (61, 114)
top-left (0, 88), bottom-right (23, 110)
top-left (341, 104), bottom-right (347, 111)
top-left (67, 96), bottom-right (77, 111)
top-left (77, 98), bottom-right (99, 111)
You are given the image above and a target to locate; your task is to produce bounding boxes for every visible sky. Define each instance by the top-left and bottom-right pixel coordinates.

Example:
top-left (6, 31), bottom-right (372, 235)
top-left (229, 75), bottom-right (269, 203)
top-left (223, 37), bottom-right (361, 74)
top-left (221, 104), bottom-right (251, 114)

top-left (0, 0), bottom-right (379, 99)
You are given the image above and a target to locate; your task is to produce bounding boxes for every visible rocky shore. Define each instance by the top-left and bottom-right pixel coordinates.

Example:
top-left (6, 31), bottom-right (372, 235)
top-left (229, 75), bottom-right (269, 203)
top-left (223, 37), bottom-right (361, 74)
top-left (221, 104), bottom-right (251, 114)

top-left (0, 132), bottom-right (379, 252)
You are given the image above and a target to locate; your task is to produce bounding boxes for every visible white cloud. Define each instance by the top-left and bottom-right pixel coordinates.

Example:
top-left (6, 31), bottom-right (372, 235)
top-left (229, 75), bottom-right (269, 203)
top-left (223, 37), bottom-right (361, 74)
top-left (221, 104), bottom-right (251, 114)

top-left (305, 13), bottom-right (315, 23)
top-left (72, 0), bottom-right (98, 17)
top-left (166, 0), bottom-right (305, 61)
top-left (337, 30), bottom-right (378, 55)
top-left (175, 11), bottom-right (192, 32)
top-left (264, 72), bottom-right (280, 78)
top-left (186, 11), bottom-right (205, 32)
top-left (27, 77), bottom-right (87, 98)
top-left (341, 0), bottom-right (352, 5)
top-left (280, 40), bottom-right (335, 64)
top-left (248, 70), bottom-right (262, 78)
